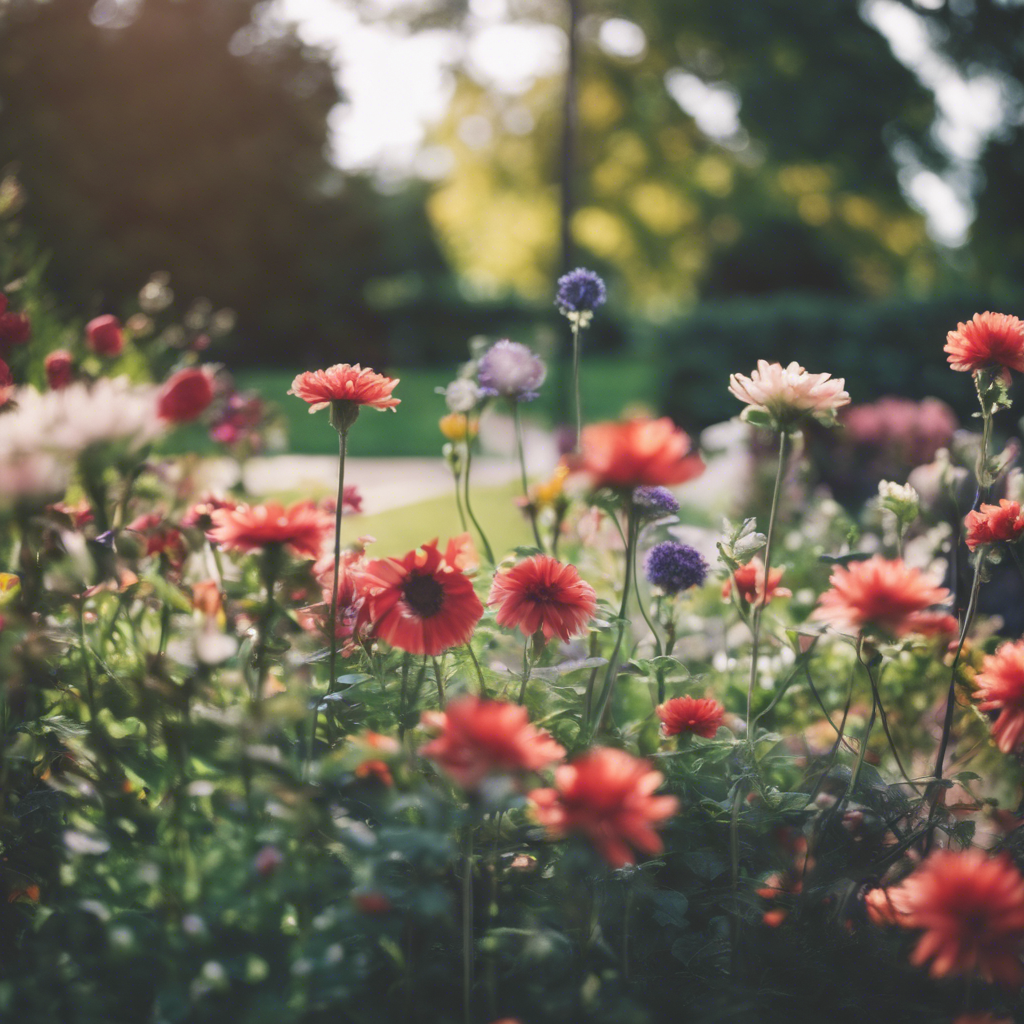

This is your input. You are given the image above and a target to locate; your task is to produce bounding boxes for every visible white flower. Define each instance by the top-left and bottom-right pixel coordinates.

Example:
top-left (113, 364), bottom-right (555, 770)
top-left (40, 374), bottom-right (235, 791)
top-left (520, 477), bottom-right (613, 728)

top-left (438, 378), bottom-right (481, 414)
top-left (878, 479), bottom-right (920, 526)
top-left (728, 360), bottom-right (850, 429)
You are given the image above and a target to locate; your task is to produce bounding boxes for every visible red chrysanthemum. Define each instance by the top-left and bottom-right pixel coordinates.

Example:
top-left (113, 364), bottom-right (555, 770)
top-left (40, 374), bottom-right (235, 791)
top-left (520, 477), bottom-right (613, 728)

top-left (965, 499), bottom-right (1024, 551)
top-left (656, 695), bottom-right (725, 738)
top-left (289, 363), bottom-right (400, 415)
top-left (974, 639), bottom-right (1024, 754)
top-left (354, 538), bottom-right (483, 656)
top-left (420, 696), bottom-right (565, 790)
top-left (85, 314), bottom-right (124, 357)
top-left (157, 367), bottom-right (215, 423)
top-left (880, 849), bottom-right (1024, 986)
top-left (722, 558), bottom-right (791, 604)
top-left (945, 312), bottom-right (1024, 374)
top-left (528, 747), bottom-right (679, 868)
top-left (488, 555), bottom-right (597, 642)
top-left (813, 555), bottom-right (950, 638)
top-left (571, 417), bottom-right (705, 490)
top-left (44, 350), bottom-right (74, 390)
top-left (207, 501), bottom-right (329, 559)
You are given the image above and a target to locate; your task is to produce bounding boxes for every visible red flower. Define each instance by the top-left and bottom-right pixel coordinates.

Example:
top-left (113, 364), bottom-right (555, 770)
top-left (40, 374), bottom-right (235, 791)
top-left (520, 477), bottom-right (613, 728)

top-left (572, 418), bottom-right (705, 490)
top-left (528, 747), bottom-right (679, 868)
top-left (974, 639), bottom-right (1024, 754)
top-left (85, 314), bottom-right (124, 357)
top-left (656, 695), bottom-right (725, 738)
top-left (0, 305), bottom-right (31, 353)
top-left (313, 547), bottom-right (368, 642)
top-left (352, 890), bottom-right (392, 914)
top-left (207, 502), bottom-right (329, 559)
top-left (420, 696), bottom-right (565, 790)
top-left (157, 367), bottom-right (214, 423)
top-left (44, 350), bottom-right (74, 390)
top-left (320, 485), bottom-right (364, 516)
top-left (181, 495), bottom-right (239, 531)
top-left (127, 513), bottom-right (186, 565)
top-left (723, 558), bottom-right (791, 604)
top-left (488, 555), bottom-right (596, 642)
top-left (945, 312), bottom-right (1024, 374)
top-left (289, 363), bottom-right (400, 415)
top-left (813, 556), bottom-right (950, 638)
top-left (354, 538), bottom-right (483, 655)
top-left (882, 849), bottom-right (1024, 986)
top-left (0, 358), bottom-right (11, 408)
top-left (965, 499), bottom-right (1024, 551)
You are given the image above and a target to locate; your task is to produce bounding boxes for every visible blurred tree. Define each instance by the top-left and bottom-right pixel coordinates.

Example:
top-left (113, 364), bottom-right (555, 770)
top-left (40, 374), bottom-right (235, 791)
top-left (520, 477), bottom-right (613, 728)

top-left (0, 0), bottom-right (394, 367)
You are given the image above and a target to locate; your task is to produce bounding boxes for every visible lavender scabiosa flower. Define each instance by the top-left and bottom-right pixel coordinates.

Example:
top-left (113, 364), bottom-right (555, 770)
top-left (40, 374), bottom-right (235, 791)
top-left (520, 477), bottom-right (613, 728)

top-left (477, 340), bottom-right (546, 403)
top-left (644, 541), bottom-right (708, 595)
top-left (633, 486), bottom-right (680, 521)
top-left (556, 268), bottom-right (606, 315)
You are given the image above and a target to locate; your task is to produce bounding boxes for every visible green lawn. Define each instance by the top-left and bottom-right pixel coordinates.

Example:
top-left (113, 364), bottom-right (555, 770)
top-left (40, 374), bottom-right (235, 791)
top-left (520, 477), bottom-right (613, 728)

top-left (232, 357), bottom-right (658, 457)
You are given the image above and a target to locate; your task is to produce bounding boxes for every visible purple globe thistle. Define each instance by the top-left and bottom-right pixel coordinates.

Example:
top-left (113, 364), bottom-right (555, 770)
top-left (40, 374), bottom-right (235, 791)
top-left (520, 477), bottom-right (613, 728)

top-left (477, 339), bottom-right (546, 402)
top-left (556, 268), bottom-right (606, 314)
top-left (633, 486), bottom-right (680, 520)
top-left (644, 541), bottom-right (708, 595)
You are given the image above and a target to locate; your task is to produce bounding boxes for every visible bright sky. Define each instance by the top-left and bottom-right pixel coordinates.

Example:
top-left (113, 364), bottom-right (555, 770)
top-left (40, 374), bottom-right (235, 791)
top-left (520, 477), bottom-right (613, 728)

top-left (274, 0), bottom-right (1011, 247)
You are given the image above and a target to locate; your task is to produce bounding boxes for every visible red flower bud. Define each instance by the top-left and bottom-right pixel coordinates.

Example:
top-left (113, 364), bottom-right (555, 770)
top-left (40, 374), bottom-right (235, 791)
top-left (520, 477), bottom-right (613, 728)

top-left (0, 310), bottom-right (31, 350)
top-left (86, 314), bottom-right (124, 356)
top-left (157, 367), bottom-right (214, 423)
top-left (44, 350), bottom-right (74, 390)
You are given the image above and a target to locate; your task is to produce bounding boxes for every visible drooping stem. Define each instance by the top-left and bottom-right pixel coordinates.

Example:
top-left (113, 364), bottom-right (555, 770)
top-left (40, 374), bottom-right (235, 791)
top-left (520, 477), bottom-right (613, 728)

top-left (462, 439), bottom-right (495, 565)
top-left (746, 430), bottom-right (788, 739)
top-left (514, 402), bottom-right (544, 550)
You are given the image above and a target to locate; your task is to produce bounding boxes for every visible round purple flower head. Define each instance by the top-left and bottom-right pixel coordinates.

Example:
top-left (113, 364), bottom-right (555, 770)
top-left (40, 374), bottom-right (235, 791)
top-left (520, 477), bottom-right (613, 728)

top-left (477, 340), bottom-right (546, 402)
top-left (633, 486), bottom-right (680, 520)
top-left (644, 541), bottom-right (708, 595)
top-left (556, 268), bottom-right (606, 314)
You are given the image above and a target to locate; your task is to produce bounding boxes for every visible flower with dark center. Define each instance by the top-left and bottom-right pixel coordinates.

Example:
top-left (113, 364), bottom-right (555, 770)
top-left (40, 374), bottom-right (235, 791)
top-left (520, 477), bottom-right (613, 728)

top-left (488, 554), bottom-right (597, 642)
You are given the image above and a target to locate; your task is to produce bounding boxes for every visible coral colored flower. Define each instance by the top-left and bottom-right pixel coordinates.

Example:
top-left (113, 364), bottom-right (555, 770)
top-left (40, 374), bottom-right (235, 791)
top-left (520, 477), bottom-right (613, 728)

top-left (289, 363), bottom-right (400, 415)
top-left (192, 579), bottom-right (223, 619)
top-left (573, 418), bottom-right (705, 490)
top-left (44, 350), bottom-right (73, 390)
top-left (656, 696), bottom-right (725, 738)
top-left (207, 502), bottom-right (329, 559)
top-left (420, 696), bottom-right (565, 790)
top-left (86, 314), bottom-right (124, 357)
top-left (313, 547), bottom-right (368, 642)
top-left (965, 499), bottom-right (1024, 551)
top-left (723, 558), bottom-right (791, 604)
top-left (813, 556), bottom-right (950, 638)
top-left (442, 533), bottom-right (479, 573)
top-left (728, 360), bottom-right (850, 428)
top-left (0, 358), bottom-right (11, 408)
top-left (529, 747), bottom-right (679, 868)
top-left (354, 539), bottom-right (483, 656)
top-left (488, 555), bottom-right (597, 642)
top-left (974, 639), bottom-right (1024, 754)
top-left (882, 849), bottom-right (1024, 986)
top-left (945, 312), bottom-right (1024, 374)
top-left (319, 485), bottom-right (363, 516)
top-left (864, 885), bottom-right (914, 927)
top-left (157, 367), bottom-right (214, 422)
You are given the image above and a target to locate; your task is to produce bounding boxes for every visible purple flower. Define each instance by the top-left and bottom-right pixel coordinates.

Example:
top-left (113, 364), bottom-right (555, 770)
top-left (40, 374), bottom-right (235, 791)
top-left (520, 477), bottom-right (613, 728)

top-left (633, 486), bottom-right (680, 520)
top-left (556, 268), bottom-right (606, 314)
top-left (477, 340), bottom-right (546, 402)
top-left (643, 541), bottom-right (708, 594)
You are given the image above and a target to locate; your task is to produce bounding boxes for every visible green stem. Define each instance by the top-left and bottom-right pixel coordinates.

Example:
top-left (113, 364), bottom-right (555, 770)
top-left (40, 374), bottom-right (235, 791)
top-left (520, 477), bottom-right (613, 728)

top-left (632, 530), bottom-right (663, 659)
top-left (746, 430), bottom-right (788, 740)
top-left (465, 643), bottom-right (488, 698)
top-left (432, 655), bottom-right (447, 708)
top-left (513, 402), bottom-right (544, 551)
top-left (253, 546), bottom-right (282, 704)
top-left (571, 318), bottom-right (582, 451)
top-left (463, 439), bottom-right (495, 565)
top-left (399, 652), bottom-right (412, 741)
top-left (452, 459), bottom-right (469, 533)
top-left (518, 634), bottom-right (532, 705)
top-left (462, 827), bottom-right (474, 1024)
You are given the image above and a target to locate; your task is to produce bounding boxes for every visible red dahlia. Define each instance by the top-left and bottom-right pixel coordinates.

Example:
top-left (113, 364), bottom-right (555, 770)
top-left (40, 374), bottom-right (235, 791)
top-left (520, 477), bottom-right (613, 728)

top-left (488, 554), bottom-right (596, 642)
top-left (207, 502), bottom-right (329, 559)
top-left (965, 499), bottom-right (1024, 551)
top-left (289, 363), bottom-right (400, 420)
top-left (974, 639), bottom-right (1024, 754)
top-left (945, 312), bottom-right (1024, 374)
top-left (656, 695), bottom-right (725, 738)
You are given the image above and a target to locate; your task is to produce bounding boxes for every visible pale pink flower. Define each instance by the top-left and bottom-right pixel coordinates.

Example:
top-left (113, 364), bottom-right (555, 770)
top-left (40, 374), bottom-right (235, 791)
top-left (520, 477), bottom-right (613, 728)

top-left (728, 360), bottom-right (850, 428)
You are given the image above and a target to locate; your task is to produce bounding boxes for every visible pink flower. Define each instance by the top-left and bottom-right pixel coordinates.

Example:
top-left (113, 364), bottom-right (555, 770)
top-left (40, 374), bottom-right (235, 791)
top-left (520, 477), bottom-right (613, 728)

top-left (86, 315), bottom-right (124, 357)
top-left (44, 350), bottom-right (74, 390)
top-left (207, 502), bottom-right (330, 559)
top-left (729, 360), bottom-right (850, 427)
top-left (289, 363), bottom-right (400, 415)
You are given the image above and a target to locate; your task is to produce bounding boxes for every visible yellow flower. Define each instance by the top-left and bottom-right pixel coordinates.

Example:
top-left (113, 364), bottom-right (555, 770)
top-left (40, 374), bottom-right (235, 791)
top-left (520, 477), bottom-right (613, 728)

top-left (531, 464), bottom-right (569, 509)
top-left (439, 413), bottom-right (479, 442)
top-left (0, 573), bottom-right (20, 606)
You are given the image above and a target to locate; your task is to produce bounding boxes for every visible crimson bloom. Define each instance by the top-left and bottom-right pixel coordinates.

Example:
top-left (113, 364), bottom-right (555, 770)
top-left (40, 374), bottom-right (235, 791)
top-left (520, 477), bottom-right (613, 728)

top-left (656, 696), bottom-right (725, 738)
top-left (127, 513), bottom-right (186, 565)
top-left (488, 555), bottom-right (596, 642)
top-left (354, 538), bottom-right (483, 656)
top-left (86, 314), bottom-right (124, 357)
top-left (813, 555), bottom-right (950, 638)
top-left (0, 305), bottom-right (31, 353)
top-left (529, 747), bottom-right (679, 868)
top-left (945, 312), bottom-right (1024, 374)
top-left (420, 696), bottom-right (565, 790)
top-left (723, 558), bottom-right (791, 604)
top-left (878, 849), bottom-right (1024, 986)
top-left (44, 350), bottom-right (74, 390)
top-left (157, 367), bottom-right (215, 423)
top-left (965, 499), bottom-right (1024, 551)
top-left (207, 502), bottom-right (329, 559)
top-left (289, 363), bottom-right (400, 418)
top-left (974, 639), bottom-right (1024, 754)
top-left (572, 417), bottom-right (705, 490)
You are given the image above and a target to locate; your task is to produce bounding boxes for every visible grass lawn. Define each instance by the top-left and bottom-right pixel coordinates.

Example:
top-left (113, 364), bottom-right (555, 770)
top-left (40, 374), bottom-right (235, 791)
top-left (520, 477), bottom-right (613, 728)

top-left (231, 357), bottom-right (658, 457)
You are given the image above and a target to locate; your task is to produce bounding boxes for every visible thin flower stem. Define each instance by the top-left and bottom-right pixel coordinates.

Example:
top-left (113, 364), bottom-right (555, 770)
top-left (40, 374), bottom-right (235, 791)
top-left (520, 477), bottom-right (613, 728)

top-left (327, 429), bottom-right (348, 697)
top-left (432, 656), bottom-right (447, 708)
top-left (746, 431), bottom-right (788, 740)
top-left (631, 530), bottom-right (663, 659)
top-left (463, 439), bottom-right (496, 565)
top-left (452, 460), bottom-right (469, 533)
top-left (513, 403), bottom-right (544, 550)
top-left (518, 634), bottom-right (532, 705)
top-left (571, 318), bottom-right (582, 451)
top-left (253, 546), bottom-right (281, 704)
top-left (399, 652), bottom-right (412, 741)
top-left (857, 640), bottom-right (919, 793)
top-left (462, 827), bottom-right (474, 1024)
top-left (465, 643), bottom-right (488, 698)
